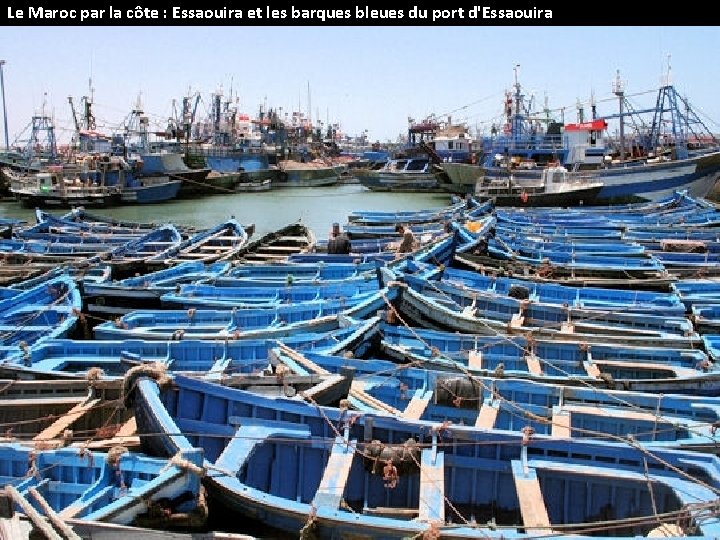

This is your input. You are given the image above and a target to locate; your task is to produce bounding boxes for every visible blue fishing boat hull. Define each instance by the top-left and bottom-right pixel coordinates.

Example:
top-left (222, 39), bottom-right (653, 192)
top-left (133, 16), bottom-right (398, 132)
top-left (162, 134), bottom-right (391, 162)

top-left (132, 373), bottom-right (720, 539)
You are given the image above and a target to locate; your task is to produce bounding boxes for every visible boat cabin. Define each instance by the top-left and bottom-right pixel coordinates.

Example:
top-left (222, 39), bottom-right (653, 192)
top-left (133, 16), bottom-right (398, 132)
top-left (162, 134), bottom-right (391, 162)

top-left (563, 119), bottom-right (609, 169)
top-left (382, 158), bottom-right (431, 173)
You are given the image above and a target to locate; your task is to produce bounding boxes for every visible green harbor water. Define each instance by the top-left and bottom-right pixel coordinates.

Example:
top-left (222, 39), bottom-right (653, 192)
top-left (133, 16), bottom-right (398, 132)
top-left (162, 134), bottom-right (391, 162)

top-left (0, 184), bottom-right (452, 237)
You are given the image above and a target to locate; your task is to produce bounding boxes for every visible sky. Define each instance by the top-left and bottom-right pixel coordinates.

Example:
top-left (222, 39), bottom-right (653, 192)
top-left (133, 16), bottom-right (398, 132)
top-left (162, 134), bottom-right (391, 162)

top-left (1, 25), bottom-right (719, 146)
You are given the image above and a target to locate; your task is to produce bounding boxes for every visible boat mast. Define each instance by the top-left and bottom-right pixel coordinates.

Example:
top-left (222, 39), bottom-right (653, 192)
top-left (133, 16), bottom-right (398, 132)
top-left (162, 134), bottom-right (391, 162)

top-left (26, 95), bottom-right (58, 164)
top-left (512, 64), bottom-right (523, 149)
top-left (124, 94), bottom-right (149, 154)
top-left (613, 70), bottom-right (625, 162)
top-left (0, 60), bottom-right (9, 151)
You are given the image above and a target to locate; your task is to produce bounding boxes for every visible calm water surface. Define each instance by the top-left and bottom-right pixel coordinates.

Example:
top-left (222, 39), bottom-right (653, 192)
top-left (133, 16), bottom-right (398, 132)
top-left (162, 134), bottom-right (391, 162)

top-left (0, 184), bottom-right (452, 237)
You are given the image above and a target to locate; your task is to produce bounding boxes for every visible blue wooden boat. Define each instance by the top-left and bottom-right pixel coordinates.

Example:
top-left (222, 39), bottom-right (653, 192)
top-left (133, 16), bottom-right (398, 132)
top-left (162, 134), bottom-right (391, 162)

top-left (0, 442), bottom-right (205, 528)
top-left (488, 237), bottom-right (661, 265)
top-left (0, 377), bottom-right (134, 448)
top-left (493, 192), bottom-right (720, 228)
top-left (703, 335), bottom-right (720, 363)
top-left (0, 317), bottom-right (378, 379)
top-left (385, 280), bottom-right (703, 349)
top-left (670, 279), bottom-right (720, 309)
top-left (229, 222), bottom-right (315, 264)
top-left (691, 304), bottom-right (720, 334)
top-left (499, 237), bottom-right (648, 257)
top-left (376, 322), bottom-right (719, 394)
top-left (15, 219), bottom-right (142, 244)
top-left (624, 228), bottom-right (720, 243)
top-left (271, 343), bottom-right (720, 452)
top-left (314, 236), bottom-right (404, 255)
top-left (344, 220), bottom-right (448, 240)
top-left (346, 199), bottom-right (467, 225)
top-left (288, 252), bottom-right (395, 264)
top-left (632, 239), bottom-right (720, 257)
top-left (93, 287), bottom-right (391, 340)
top-left (33, 208), bottom-right (163, 237)
top-left (100, 224), bottom-right (183, 275)
top-left (0, 261), bottom-right (68, 288)
top-left (453, 250), bottom-right (675, 291)
top-left (0, 238), bottom-right (117, 262)
top-left (438, 265), bottom-right (686, 314)
top-left (145, 218), bottom-right (250, 269)
top-left (395, 272), bottom-right (698, 342)
top-left (132, 372), bottom-right (720, 539)
top-left (496, 221), bottom-right (626, 238)
top-left (221, 260), bottom-right (380, 286)
top-left (649, 251), bottom-right (720, 278)
top-left (82, 261), bottom-right (232, 316)
top-left (0, 274), bottom-right (82, 363)
top-left (485, 241), bottom-right (668, 280)
top-left (93, 311), bottom-right (365, 341)
top-left (160, 280), bottom-right (380, 310)
top-left (210, 267), bottom-right (380, 289)
top-left (49, 206), bottom-right (201, 236)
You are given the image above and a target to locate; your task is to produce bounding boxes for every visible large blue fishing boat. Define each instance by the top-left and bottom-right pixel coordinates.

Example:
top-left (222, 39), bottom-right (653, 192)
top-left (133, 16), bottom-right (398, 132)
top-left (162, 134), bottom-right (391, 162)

top-left (131, 372), bottom-right (720, 539)
top-left (441, 67), bottom-right (720, 202)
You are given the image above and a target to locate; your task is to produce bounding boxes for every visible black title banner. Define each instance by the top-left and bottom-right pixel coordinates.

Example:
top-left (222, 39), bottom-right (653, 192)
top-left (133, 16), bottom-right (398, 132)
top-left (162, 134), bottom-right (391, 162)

top-left (1, 1), bottom-right (699, 25)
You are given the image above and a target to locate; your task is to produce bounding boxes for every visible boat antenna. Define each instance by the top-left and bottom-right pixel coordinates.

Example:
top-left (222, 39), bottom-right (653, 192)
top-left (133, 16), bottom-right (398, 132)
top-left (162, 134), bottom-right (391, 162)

top-left (307, 80), bottom-right (312, 127)
top-left (576, 98), bottom-right (584, 123)
top-left (662, 53), bottom-right (672, 87)
top-left (512, 64), bottom-right (521, 143)
top-left (613, 69), bottom-right (625, 161)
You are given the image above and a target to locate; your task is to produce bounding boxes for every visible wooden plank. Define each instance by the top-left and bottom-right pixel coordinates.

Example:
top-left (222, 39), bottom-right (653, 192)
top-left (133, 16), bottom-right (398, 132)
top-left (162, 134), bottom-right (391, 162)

top-left (558, 404), bottom-right (665, 423)
top-left (312, 436), bottom-right (356, 510)
top-left (257, 245), bottom-right (305, 252)
top-left (560, 321), bottom-right (575, 333)
top-left (277, 236), bottom-right (310, 242)
top-left (0, 397), bottom-right (83, 408)
top-left (349, 382), bottom-right (400, 415)
top-left (418, 449), bottom-right (444, 522)
top-left (4, 486), bottom-right (62, 540)
top-left (525, 354), bottom-right (543, 376)
top-left (583, 361), bottom-right (602, 378)
top-left (33, 398), bottom-right (100, 443)
top-left (0, 516), bottom-right (31, 540)
top-left (475, 403), bottom-right (498, 428)
top-left (510, 313), bottom-right (524, 328)
top-left (511, 460), bottom-right (552, 536)
top-left (28, 487), bottom-right (81, 540)
top-left (468, 350), bottom-right (483, 369)
top-left (551, 409), bottom-right (572, 438)
top-left (59, 486), bottom-right (114, 519)
top-left (402, 390), bottom-right (431, 420)
top-left (244, 253), bottom-right (289, 260)
top-left (79, 418), bottom-right (140, 451)
top-left (198, 245), bottom-right (233, 251)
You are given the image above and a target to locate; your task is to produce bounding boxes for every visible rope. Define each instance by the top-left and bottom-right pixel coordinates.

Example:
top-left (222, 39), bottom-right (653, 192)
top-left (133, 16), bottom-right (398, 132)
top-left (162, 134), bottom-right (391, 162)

top-left (381, 285), bottom-right (720, 498)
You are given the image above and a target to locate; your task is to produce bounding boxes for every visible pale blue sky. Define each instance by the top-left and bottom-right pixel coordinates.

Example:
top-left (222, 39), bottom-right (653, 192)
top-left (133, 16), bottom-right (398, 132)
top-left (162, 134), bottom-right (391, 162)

top-left (1, 26), bottom-right (718, 145)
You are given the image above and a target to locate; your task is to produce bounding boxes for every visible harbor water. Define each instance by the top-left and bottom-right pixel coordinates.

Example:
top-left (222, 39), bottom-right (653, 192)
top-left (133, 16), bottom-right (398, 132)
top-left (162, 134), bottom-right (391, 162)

top-left (0, 184), bottom-right (451, 237)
